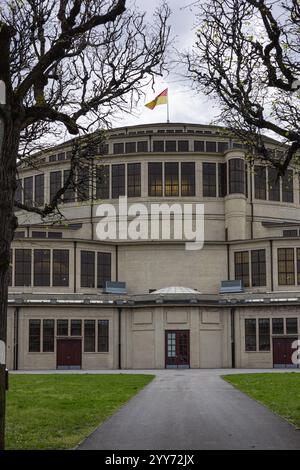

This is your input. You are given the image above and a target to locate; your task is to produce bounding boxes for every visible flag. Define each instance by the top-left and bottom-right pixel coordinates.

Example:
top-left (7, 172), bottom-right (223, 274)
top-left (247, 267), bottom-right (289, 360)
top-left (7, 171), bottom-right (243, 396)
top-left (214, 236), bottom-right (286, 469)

top-left (145, 88), bottom-right (168, 110)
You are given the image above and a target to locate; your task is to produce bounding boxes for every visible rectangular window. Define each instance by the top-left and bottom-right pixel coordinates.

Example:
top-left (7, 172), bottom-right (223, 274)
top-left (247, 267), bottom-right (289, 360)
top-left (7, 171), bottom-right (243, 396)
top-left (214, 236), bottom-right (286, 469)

top-left (268, 167), bottom-right (280, 201)
top-left (297, 248), bottom-right (300, 285)
top-left (137, 141), bottom-right (148, 153)
top-left (178, 140), bottom-right (189, 152)
top-left (254, 166), bottom-right (267, 200)
top-left (24, 176), bottom-right (33, 206)
top-left (153, 140), bottom-right (164, 152)
top-left (98, 320), bottom-right (109, 352)
top-left (15, 249), bottom-right (32, 286)
top-left (49, 154), bottom-right (57, 162)
top-left (218, 142), bottom-right (229, 153)
top-left (229, 159), bottom-right (245, 194)
top-left (194, 140), bottom-right (205, 152)
top-left (148, 162), bottom-right (163, 197)
top-left (282, 170), bottom-right (294, 203)
top-left (272, 318), bottom-right (284, 335)
top-left (84, 320), bottom-right (96, 352)
top-left (34, 249), bottom-right (51, 287)
top-left (235, 251), bottom-right (250, 287)
top-left (97, 252), bottom-right (111, 288)
top-left (127, 163), bottom-right (141, 197)
top-left (57, 320), bottom-right (68, 336)
top-left (206, 141), bottom-right (217, 153)
top-left (278, 248), bottom-right (295, 285)
top-left (48, 232), bottom-right (62, 239)
top-left (165, 162), bottom-right (179, 196)
top-left (43, 319), bottom-right (55, 352)
top-left (77, 166), bottom-right (90, 201)
top-left (286, 318), bottom-right (298, 335)
top-left (181, 162), bottom-right (195, 197)
top-left (259, 319), bottom-right (270, 351)
top-left (63, 169), bottom-right (75, 203)
top-left (58, 152), bottom-right (65, 161)
top-left (53, 250), bottom-right (69, 287)
top-left (125, 142), bottom-right (136, 154)
top-left (203, 163), bottom-right (216, 197)
top-left (50, 171), bottom-right (62, 202)
top-left (81, 251), bottom-right (95, 288)
top-left (34, 174), bottom-right (44, 206)
top-left (251, 250), bottom-right (266, 287)
top-left (112, 164), bottom-right (125, 199)
top-left (71, 320), bottom-right (82, 336)
top-left (165, 141), bottom-right (176, 152)
top-left (218, 163), bottom-right (227, 197)
top-left (15, 179), bottom-right (23, 204)
top-left (32, 231), bottom-right (46, 238)
top-left (113, 142), bottom-right (124, 154)
top-left (245, 319), bottom-right (256, 351)
top-left (96, 166), bottom-right (110, 199)
top-left (29, 319), bottom-right (41, 352)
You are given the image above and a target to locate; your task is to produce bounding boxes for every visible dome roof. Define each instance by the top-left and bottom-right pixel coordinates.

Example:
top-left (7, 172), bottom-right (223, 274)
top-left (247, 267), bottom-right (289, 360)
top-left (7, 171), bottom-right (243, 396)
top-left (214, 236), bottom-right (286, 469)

top-left (150, 286), bottom-right (200, 295)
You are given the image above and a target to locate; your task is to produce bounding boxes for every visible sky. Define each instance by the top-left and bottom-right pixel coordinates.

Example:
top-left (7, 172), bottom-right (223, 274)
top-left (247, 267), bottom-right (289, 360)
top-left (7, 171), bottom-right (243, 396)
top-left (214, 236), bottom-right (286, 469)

top-left (111, 0), bottom-right (219, 128)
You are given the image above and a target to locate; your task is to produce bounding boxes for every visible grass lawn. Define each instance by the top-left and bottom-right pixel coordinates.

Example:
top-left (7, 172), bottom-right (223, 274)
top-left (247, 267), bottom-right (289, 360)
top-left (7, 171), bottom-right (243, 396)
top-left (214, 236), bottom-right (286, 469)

top-left (223, 373), bottom-right (300, 428)
top-left (6, 374), bottom-right (154, 450)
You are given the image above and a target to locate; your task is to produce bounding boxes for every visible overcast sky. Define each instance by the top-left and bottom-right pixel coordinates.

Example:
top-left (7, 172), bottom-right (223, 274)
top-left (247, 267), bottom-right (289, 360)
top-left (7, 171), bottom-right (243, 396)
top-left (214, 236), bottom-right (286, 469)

top-left (111, 0), bottom-right (219, 128)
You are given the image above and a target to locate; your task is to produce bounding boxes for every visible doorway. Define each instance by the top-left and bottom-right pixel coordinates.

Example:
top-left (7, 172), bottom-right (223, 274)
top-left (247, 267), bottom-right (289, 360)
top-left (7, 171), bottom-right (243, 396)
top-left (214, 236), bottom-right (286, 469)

top-left (165, 330), bottom-right (190, 368)
top-left (57, 339), bottom-right (82, 370)
top-left (273, 337), bottom-right (298, 368)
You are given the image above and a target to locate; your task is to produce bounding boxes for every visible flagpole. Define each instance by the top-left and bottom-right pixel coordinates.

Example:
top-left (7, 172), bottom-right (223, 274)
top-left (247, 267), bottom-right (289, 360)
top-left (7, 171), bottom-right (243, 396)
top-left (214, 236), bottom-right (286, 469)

top-left (167, 96), bottom-right (170, 123)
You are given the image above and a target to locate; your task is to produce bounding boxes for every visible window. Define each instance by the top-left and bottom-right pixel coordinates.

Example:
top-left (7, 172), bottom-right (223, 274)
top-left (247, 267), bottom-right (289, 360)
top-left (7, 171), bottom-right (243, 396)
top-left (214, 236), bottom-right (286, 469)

top-left (165, 141), bottom-right (176, 152)
top-left (283, 230), bottom-right (298, 237)
top-left (165, 162), bottom-right (179, 196)
top-left (245, 319), bottom-right (256, 351)
top-left (178, 141), bottom-right (189, 152)
top-left (15, 179), bottom-right (22, 204)
top-left (53, 250), bottom-right (69, 287)
top-left (206, 141), bottom-right (217, 153)
top-left (77, 166), bottom-right (90, 201)
top-left (148, 163), bottom-right (163, 196)
top-left (272, 318), bottom-right (284, 335)
top-left (282, 170), bottom-right (294, 203)
top-left (98, 320), bottom-right (109, 352)
top-left (14, 231), bottom-right (25, 239)
top-left (127, 163), bottom-right (141, 197)
top-left (251, 250), bottom-right (266, 287)
top-left (278, 248), bottom-right (295, 285)
top-left (58, 152), bottom-right (65, 161)
top-left (34, 249), bottom-right (51, 286)
top-left (229, 159), bottom-right (245, 194)
top-left (218, 163), bottom-right (227, 197)
top-left (194, 140), bottom-right (205, 152)
top-left (48, 232), bottom-right (62, 239)
top-left (99, 143), bottom-right (109, 155)
top-left (297, 248), bottom-right (300, 284)
top-left (50, 171), bottom-right (62, 202)
top-left (29, 320), bottom-right (41, 352)
top-left (63, 169), bottom-right (75, 203)
top-left (112, 164), bottom-right (125, 199)
top-left (286, 318), bottom-right (298, 335)
top-left (125, 142), bottom-right (136, 154)
top-left (32, 231), bottom-right (46, 238)
top-left (71, 320), bottom-right (82, 336)
top-left (81, 251), bottom-right (95, 288)
top-left (113, 142), bottom-right (124, 154)
top-left (97, 252), bottom-right (111, 288)
top-left (181, 162), bottom-right (195, 197)
top-left (259, 319), bottom-right (270, 351)
top-left (268, 168), bottom-right (280, 201)
top-left (15, 249), bottom-right (31, 286)
top-left (96, 166), bottom-right (110, 199)
top-left (218, 142), bottom-right (229, 153)
top-left (24, 176), bottom-right (33, 206)
top-left (84, 320), bottom-right (95, 352)
top-left (34, 174), bottom-right (44, 206)
top-left (235, 251), bottom-right (249, 287)
top-left (254, 166), bottom-right (267, 200)
top-left (137, 141), bottom-right (148, 153)
top-left (43, 319), bottom-right (54, 352)
top-left (57, 320), bottom-right (68, 336)
top-left (153, 140), bottom-right (164, 152)
top-left (203, 163), bottom-right (216, 197)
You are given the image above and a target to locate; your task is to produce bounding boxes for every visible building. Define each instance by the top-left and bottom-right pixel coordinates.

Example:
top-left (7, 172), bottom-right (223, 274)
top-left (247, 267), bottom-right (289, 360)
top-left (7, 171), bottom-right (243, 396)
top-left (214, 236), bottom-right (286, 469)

top-left (6, 122), bottom-right (300, 370)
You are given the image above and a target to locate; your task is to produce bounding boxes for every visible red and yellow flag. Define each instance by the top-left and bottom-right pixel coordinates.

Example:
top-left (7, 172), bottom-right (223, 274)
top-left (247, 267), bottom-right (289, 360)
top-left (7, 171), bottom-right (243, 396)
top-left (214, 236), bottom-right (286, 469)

top-left (145, 88), bottom-right (168, 110)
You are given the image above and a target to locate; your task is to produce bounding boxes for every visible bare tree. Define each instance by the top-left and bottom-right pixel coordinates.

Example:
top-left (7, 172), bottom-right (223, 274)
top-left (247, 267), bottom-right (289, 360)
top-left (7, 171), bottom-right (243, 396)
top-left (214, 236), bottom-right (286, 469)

top-left (0, 0), bottom-right (170, 449)
top-left (184, 0), bottom-right (300, 171)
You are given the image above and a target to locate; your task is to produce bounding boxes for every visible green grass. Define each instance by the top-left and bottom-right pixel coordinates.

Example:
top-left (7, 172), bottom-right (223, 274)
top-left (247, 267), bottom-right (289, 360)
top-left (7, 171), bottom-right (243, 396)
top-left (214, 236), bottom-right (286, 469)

top-left (6, 373), bottom-right (154, 450)
top-left (223, 373), bottom-right (300, 428)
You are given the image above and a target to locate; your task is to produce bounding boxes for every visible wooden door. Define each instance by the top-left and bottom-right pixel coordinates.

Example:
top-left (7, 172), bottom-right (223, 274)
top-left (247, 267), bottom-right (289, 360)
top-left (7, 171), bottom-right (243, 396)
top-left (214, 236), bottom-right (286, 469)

top-left (57, 339), bottom-right (82, 369)
top-left (273, 337), bottom-right (298, 368)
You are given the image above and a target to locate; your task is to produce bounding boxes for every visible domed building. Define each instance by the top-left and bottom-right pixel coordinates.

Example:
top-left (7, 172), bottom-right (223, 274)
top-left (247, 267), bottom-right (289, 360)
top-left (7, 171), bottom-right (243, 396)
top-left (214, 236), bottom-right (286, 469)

top-left (6, 122), bottom-right (300, 370)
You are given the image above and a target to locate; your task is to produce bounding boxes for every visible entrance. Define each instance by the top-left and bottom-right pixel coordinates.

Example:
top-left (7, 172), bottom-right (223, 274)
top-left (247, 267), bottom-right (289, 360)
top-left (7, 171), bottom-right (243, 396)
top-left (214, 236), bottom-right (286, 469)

top-left (57, 339), bottom-right (82, 369)
top-left (273, 337), bottom-right (298, 368)
top-left (165, 330), bottom-right (190, 368)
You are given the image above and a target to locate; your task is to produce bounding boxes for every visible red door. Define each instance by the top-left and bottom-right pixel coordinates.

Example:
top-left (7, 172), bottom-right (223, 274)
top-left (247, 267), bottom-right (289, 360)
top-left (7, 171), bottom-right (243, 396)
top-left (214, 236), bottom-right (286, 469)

top-left (165, 331), bottom-right (190, 368)
top-left (57, 339), bottom-right (82, 369)
top-left (273, 337), bottom-right (298, 368)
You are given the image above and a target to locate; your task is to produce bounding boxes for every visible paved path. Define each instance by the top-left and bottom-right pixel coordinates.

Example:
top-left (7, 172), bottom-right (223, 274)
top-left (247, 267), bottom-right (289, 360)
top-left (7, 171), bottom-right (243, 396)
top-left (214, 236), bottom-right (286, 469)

top-left (76, 369), bottom-right (300, 450)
